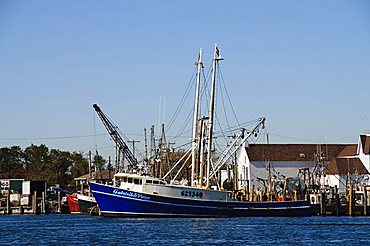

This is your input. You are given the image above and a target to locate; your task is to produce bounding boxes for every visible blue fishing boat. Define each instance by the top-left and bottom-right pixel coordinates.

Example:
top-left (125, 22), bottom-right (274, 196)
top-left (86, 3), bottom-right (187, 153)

top-left (90, 45), bottom-right (312, 217)
top-left (89, 174), bottom-right (311, 217)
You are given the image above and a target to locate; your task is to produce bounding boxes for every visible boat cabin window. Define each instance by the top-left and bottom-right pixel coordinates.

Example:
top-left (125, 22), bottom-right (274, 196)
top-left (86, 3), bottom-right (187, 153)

top-left (145, 179), bottom-right (165, 185)
top-left (134, 179), bottom-right (142, 185)
top-left (128, 178), bottom-right (133, 183)
top-left (151, 180), bottom-right (166, 185)
top-left (123, 177), bottom-right (127, 182)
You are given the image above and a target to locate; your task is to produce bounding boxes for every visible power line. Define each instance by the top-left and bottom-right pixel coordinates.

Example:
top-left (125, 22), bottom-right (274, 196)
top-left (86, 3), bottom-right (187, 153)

top-left (0, 133), bottom-right (108, 141)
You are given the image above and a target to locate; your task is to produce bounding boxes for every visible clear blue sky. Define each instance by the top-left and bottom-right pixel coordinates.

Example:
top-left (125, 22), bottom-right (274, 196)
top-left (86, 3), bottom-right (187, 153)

top-left (0, 0), bottom-right (369, 159)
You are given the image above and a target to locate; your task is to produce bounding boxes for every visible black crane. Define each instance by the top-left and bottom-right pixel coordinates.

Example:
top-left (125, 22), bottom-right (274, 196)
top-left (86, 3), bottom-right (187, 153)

top-left (93, 104), bottom-right (138, 171)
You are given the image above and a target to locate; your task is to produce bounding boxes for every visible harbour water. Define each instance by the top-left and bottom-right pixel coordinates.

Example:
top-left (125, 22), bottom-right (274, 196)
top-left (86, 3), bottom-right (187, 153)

top-left (1, 215), bottom-right (370, 245)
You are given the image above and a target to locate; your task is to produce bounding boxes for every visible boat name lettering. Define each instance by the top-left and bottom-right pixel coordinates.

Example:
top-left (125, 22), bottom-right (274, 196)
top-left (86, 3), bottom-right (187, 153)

top-left (113, 189), bottom-right (150, 200)
top-left (180, 190), bottom-right (203, 198)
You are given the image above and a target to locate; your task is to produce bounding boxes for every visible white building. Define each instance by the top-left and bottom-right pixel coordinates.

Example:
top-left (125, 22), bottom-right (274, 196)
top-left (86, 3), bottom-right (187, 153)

top-left (323, 135), bottom-right (370, 192)
top-left (358, 135), bottom-right (370, 172)
top-left (236, 141), bottom-right (367, 193)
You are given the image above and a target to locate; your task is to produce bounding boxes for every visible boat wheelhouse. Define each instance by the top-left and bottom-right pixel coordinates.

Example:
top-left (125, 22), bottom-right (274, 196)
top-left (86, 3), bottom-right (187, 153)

top-left (111, 172), bottom-right (231, 202)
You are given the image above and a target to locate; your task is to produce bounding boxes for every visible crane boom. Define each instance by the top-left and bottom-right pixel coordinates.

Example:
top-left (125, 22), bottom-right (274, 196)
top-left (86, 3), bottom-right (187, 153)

top-left (93, 104), bottom-right (138, 170)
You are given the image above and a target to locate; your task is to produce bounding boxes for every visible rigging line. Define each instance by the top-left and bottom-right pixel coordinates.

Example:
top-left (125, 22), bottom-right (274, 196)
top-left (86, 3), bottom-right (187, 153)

top-left (93, 108), bottom-right (98, 152)
top-left (91, 145), bottom-right (116, 151)
top-left (209, 63), bottom-right (229, 145)
top-left (95, 109), bottom-right (145, 162)
top-left (200, 63), bottom-right (212, 118)
top-left (171, 64), bottom-right (213, 142)
top-left (0, 133), bottom-right (108, 141)
top-left (214, 112), bottom-right (228, 144)
top-left (116, 128), bottom-right (145, 161)
top-left (213, 138), bottom-right (233, 160)
top-left (172, 140), bottom-right (192, 150)
top-left (170, 66), bottom-right (207, 143)
top-left (213, 118), bottom-right (261, 138)
top-left (219, 77), bottom-right (232, 132)
top-left (317, 160), bottom-right (347, 187)
top-left (172, 107), bottom-right (194, 144)
top-left (215, 94), bottom-right (232, 143)
top-left (217, 66), bottom-right (233, 132)
top-left (219, 67), bottom-right (241, 128)
top-left (166, 68), bottom-right (197, 133)
top-left (251, 130), bottom-right (263, 144)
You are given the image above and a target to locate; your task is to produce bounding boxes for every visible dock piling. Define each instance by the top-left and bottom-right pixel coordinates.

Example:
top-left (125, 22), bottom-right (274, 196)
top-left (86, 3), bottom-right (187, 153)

top-left (57, 191), bottom-right (61, 213)
top-left (6, 192), bottom-right (11, 215)
top-left (364, 186), bottom-right (367, 216)
top-left (334, 185), bottom-right (339, 216)
top-left (41, 191), bottom-right (45, 214)
top-left (349, 183), bottom-right (354, 216)
top-left (320, 191), bottom-right (326, 216)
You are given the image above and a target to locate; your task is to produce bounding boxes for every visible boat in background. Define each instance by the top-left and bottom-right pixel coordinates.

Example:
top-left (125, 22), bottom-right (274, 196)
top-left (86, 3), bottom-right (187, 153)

top-left (77, 193), bottom-right (98, 215)
top-left (90, 45), bottom-right (311, 217)
top-left (66, 193), bottom-right (81, 214)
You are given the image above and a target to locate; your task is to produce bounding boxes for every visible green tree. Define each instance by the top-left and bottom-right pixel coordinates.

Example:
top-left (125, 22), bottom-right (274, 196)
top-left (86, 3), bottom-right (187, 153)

top-left (24, 144), bottom-right (51, 181)
top-left (0, 146), bottom-right (24, 179)
top-left (69, 152), bottom-right (89, 186)
top-left (50, 149), bottom-right (72, 187)
top-left (93, 153), bottom-right (106, 173)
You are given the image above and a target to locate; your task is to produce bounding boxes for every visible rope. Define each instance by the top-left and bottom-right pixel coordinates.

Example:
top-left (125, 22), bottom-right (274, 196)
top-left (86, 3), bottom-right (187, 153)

top-left (166, 68), bottom-right (197, 133)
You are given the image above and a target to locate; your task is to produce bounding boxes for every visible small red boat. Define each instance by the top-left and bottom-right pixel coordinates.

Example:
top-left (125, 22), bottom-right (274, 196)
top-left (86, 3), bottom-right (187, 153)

top-left (66, 193), bottom-right (81, 214)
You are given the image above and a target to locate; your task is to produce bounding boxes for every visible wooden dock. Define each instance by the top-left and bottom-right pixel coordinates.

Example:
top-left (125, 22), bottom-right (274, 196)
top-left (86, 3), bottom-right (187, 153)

top-left (0, 191), bottom-right (67, 215)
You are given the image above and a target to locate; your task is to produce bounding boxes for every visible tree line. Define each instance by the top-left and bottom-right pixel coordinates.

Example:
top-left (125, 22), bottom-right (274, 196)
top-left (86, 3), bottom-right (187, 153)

top-left (0, 144), bottom-right (107, 188)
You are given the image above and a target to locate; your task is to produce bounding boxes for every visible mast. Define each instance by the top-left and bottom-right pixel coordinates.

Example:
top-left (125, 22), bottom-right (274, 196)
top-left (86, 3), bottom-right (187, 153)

top-left (199, 118), bottom-right (207, 186)
top-left (150, 125), bottom-right (155, 176)
top-left (159, 123), bottom-right (167, 177)
top-left (144, 128), bottom-right (149, 173)
top-left (191, 48), bottom-right (203, 187)
top-left (206, 44), bottom-right (223, 187)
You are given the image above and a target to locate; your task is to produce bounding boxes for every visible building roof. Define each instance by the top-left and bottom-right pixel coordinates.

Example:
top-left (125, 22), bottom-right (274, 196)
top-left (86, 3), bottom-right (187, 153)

top-left (336, 145), bottom-right (358, 156)
top-left (74, 169), bottom-right (115, 181)
top-left (246, 144), bottom-right (356, 162)
top-left (360, 135), bottom-right (370, 155)
top-left (323, 157), bottom-right (369, 175)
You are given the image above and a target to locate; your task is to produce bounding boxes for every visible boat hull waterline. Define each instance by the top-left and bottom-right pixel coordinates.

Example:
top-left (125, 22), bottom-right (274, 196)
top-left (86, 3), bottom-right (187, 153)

top-left (89, 182), bottom-right (311, 217)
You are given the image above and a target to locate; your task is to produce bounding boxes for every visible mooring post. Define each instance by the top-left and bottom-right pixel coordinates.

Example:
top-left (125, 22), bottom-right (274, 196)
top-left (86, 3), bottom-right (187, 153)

top-left (364, 186), bottom-right (367, 216)
top-left (349, 183), bottom-right (353, 216)
top-left (320, 191), bottom-right (326, 216)
top-left (41, 191), bottom-right (45, 214)
top-left (334, 185), bottom-right (339, 216)
top-left (251, 185), bottom-right (255, 201)
top-left (33, 191), bottom-right (37, 214)
top-left (246, 184), bottom-right (249, 201)
top-left (6, 192), bottom-right (11, 214)
top-left (57, 191), bottom-right (61, 213)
